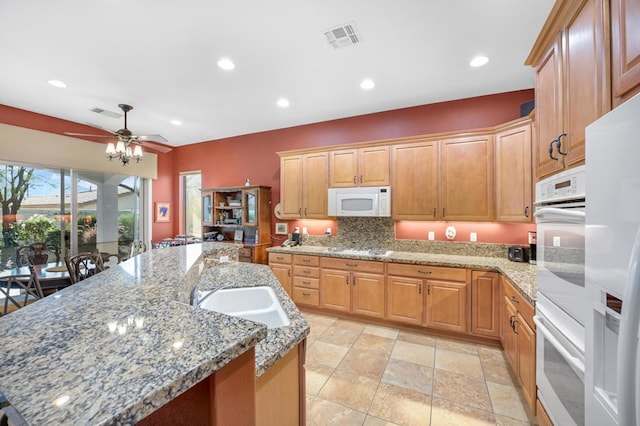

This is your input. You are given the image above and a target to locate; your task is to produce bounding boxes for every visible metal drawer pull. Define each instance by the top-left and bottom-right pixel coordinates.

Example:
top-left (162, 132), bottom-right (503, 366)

top-left (302, 280), bottom-right (311, 285)
top-left (524, 206), bottom-right (529, 217)
top-left (346, 263), bottom-right (357, 267)
top-left (510, 295), bottom-right (520, 304)
top-left (419, 284), bottom-right (422, 294)
top-left (302, 259), bottom-right (311, 263)
top-left (418, 270), bottom-right (432, 274)
top-left (276, 256), bottom-right (284, 260)
top-left (302, 292), bottom-right (311, 296)
top-left (303, 269), bottom-right (310, 273)
top-left (509, 315), bottom-right (516, 327)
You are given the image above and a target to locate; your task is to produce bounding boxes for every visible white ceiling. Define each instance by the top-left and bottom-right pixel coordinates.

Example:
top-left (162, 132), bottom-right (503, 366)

top-left (0, 0), bottom-right (554, 147)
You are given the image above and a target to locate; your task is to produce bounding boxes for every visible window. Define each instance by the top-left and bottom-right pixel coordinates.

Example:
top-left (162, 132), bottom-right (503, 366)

top-left (182, 172), bottom-right (202, 238)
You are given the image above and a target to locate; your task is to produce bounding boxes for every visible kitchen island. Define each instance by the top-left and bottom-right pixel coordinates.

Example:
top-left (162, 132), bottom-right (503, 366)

top-left (0, 242), bottom-right (309, 425)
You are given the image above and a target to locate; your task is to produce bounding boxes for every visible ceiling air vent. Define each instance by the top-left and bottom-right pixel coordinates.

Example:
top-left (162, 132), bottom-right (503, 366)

top-left (324, 21), bottom-right (362, 49)
top-left (89, 107), bottom-right (122, 119)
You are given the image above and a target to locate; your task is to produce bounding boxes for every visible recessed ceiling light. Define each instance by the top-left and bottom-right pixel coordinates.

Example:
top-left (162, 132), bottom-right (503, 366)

top-left (48, 79), bottom-right (67, 88)
top-left (470, 55), bottom-right (490, 67)
top-left (217, 58), bottom-right (235, 71)
top-left (360, 79), bottom-right (375, 90)
top-left (170, 119), bottom-right (182, 126)
top-left (276, 98), bottom-right (290, 108)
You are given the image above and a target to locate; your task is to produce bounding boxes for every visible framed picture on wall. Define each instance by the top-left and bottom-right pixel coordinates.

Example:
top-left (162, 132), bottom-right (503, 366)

top-left (275, 223), bottom-right (288, 235)
top-left (234, 229), bottom-right (244, 242)
top-left (155, 202), bottom-right (171, 222)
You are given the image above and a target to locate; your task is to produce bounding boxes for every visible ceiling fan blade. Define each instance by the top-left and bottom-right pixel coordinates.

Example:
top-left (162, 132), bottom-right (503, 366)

top-left (137, 140), bottom-right (173, 153)
top-left (135, 134), bottom-right (168, 144)
top-left (64, 132), bottom-right (116, 138)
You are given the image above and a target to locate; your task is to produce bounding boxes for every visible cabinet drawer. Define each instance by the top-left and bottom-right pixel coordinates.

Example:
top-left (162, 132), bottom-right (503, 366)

top-left (293, 254), bottom-right (320, 266)
top-left (293, 287), bottom-right (320, 306)
top-left (269, 253), bottom-right (292, 264)
top-left (294, 276), bottom-right (320, 289)
top-left (503, 278), bottom-right (535, 328)
top-left (387, 263), bottom-right (466, 281)
top-left (321, 257), bottom-right (384, 274)
top-left (239, 247), bottom-right (252, 258)
top-left (293, 265), bottom-right (320, 278)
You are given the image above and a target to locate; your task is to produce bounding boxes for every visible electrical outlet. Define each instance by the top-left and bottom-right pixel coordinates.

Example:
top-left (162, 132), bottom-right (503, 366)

top-left (302, 226), bottom-right (308, 235)
top-left (220, 255), bottom-right (229, 263)
top-left (470, 232), bottom-right (477, 242)
top-left (428, 231), bottom-right (435, 240)
top-left (553, 236), bottom-right (561, 247)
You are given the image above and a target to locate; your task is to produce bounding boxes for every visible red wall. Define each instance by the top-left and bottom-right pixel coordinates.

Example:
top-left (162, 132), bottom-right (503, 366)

top-left (168, 89), bottom-right (535, 244)
top-left (0, 89), bottom-right (536, 245)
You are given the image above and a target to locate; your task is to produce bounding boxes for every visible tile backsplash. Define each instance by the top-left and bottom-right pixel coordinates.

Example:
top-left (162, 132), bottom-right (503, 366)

top-left (299, 217), bottom-right (516, 258)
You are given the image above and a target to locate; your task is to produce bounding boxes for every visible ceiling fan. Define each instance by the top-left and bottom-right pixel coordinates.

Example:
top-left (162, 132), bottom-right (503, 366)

top-left (64, 104), bottom-right (173, 163)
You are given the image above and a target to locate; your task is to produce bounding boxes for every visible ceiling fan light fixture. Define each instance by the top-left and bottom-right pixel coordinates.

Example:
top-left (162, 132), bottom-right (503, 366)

top-left (277, 98), bottom-right (290, 108)
top-left (360, 78), bottom-right (375, 90)
top-left (115, 141), bottom-right (126, 153)
top-left (48, 79), bottom-right (67, 88)
top-left (105, 143), bottom-right (116, 155)
top-left (170, 119), bottom-right (182, 126)
top-left (470, 55), bottom-right (490, 67)
top-left (132, 144), bottom-right (143, 158)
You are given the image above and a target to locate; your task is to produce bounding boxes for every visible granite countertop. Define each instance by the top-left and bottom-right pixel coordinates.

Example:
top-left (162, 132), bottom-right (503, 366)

top-left (267, 245), bottom-right (537, 304)
top-left (0, 242), bottom-right (309, 425)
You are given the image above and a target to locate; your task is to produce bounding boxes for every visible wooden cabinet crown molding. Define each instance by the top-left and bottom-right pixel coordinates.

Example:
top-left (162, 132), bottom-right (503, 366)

top-left (525, 0), bottom-right (594, 66)
top-left (276, 118), bottom-right (530, 158)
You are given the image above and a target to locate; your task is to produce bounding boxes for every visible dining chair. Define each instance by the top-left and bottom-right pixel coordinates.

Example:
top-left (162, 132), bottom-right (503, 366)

top-left (153, 240), bottom-right (171, 249)
top-left (129, 240), bottom-right (147, 258)
top-left (0, 266), bottom-right (44, 315)
top-left (15, 245), bottom-right (34, 267)
top-left (94, 252), bottom-right (121, 271)
top-left (66, 253), bottom-right (99, 283)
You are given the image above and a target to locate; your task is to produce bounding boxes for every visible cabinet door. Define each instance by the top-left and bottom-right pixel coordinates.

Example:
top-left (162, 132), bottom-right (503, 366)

top-left (563, 0), bottom-right (609, 167)
top-left (280, 156), bottom-right (303, 218)
top-left (440, 136), bottom-right (494, 221)
top-left (243, 189), bottom-right (258, 226)
top-left (303, 152), bottom-right (329, 218)
top-left (329, 149), bottom-right (359, 187)
top-left (320, 269), bottom-right (351, 312)
top-left (495, 123), bottom-right (533, 222)
top-left (386, 276), bottom-right (424, 325)
top-left (612, 0), bottom-right (640, 104)
top-left (359, 146), bottom-right (390, 186)
top-left (516, 313), bottom-right (536, 411)
top-left (391, 140), bottom-right (439, 220)
top-left (270, 264), bottom-right (292, 296)
top-left (502, 296), bottom-right (519, 371)
top-left (202, 191), bottom-right (213, 226)
top-left (471, 271), bottom-right (501, 338)
top-left (425, 280), bottom-right (468, 333)
top-left (535, 40), bottom-right (564, 179)
top-left (352, 272), bottom-right (385, 319)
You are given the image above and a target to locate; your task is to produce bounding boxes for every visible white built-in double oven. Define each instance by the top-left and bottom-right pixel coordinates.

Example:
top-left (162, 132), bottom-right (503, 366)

top-left (534, 166), bottom-right (586, 426)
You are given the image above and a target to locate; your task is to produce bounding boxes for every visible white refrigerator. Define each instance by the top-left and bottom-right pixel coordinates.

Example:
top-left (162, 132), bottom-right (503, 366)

top-left (585, 93), bottom-right (640, 426)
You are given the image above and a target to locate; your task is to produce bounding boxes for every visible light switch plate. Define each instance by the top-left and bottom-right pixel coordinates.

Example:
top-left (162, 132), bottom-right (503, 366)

top-left (428, 231), bottom-right (435, 240)
top-left (470, 232), bottom-right (477, 242)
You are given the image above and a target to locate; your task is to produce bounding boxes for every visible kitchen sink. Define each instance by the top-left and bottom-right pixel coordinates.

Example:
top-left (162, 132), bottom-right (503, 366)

top-left (325, 247), bottom-right (393, 257)
top-left (196, 286), bottom-right (290, 329)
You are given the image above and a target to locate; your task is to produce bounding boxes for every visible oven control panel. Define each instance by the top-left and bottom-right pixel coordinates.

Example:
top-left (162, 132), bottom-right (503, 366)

top-left (535, 165), bottom-right (586, 204)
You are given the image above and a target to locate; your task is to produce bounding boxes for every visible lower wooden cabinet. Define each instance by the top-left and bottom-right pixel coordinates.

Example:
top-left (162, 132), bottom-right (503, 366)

top-left (320, 258), bottom-right (385, 318)
top-left (238, 243), bottom-right (272, 264)
top-left (425, 280), bottom-right (469, 333)
top-left (471, 271), bottom-right (501, 338)
top-left (386, 275), bottom-right (424, 325)
top-left (501, 277), bottom-right (536, 412)
top-left (292, 255), bottom-right (320, 307)
top-left (536, 398), bottom-right (554, 426)
top-left (268, 253), bottom-right (292, 296)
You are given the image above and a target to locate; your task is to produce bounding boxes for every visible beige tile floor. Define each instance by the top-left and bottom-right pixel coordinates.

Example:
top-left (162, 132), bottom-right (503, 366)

top-left (304, 312), bottom-right (536, 426)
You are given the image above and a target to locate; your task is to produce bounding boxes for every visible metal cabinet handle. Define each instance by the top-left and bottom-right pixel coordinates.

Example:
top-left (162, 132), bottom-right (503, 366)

top-left (287, 270), bottom-right (291, 277)
top-left (345, 276), bottom-right (349, 285)
top-left (353, 176), bottom-right (357, 184)
top-left (302, 280), bottom-right (311, 285)
top-left (419, 284), bottom-right (422, 294)
top-left (427, 284), bottom-right (430, 295)
top-left (304, 208), bottom-right (307, 216)
top-left (512, 319), bottom-right (519, 334)
top-left (346, 263), bottom-right (357, 267)
top-left (556, 133), bottom-right (568, 155)
top-left (433, 208), bottom-right (436, 217)
top-left (302, 292), bottom-right (311, 296)
top-left (548, 140), bottom-right (558, 161)
top-left (510, 295), bottom-right (520, 304)
top-left (442, 208), bottom-right (446, 217)
top-left (509, 315), bottom-right (516, 327)
top-left (360, 175), bottom-right (363, 184)
top-left (298, 207), bottom-right (302, 215)
top-left (418, 270), bottom-right (432, 275)
top-left (276, 256), bottom-right (284, 260)
top-left (302, 259), bottom-right (311, 263)
top-left (524, 206), bottom-right (529, 217)
top-left (303, 269), bottom-right (310, 273)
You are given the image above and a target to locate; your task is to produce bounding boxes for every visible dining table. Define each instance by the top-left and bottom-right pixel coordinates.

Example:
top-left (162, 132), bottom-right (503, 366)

top-left (0, 261), bottom-right (72, 292)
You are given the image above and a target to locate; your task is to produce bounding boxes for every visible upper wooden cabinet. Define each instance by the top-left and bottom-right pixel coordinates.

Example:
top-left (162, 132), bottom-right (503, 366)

top-left (440, 135), bottom-right (495, 221)
top-left (329, 146), bottom-right (389, 187)
top-left (495, 120), bottom-right (533, 222)
top-left (390, 140), bottom-right (439, 220)
top-left (526, 0), bottom-right (610, 180)
top-left (279, 153), bottom-right (329, 219)
top-left (611, 0), bottom-right (640, 105)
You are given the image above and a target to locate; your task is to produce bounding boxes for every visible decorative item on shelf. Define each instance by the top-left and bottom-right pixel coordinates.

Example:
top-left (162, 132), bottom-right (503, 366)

top-left (234, 229), bottom-right (244, 242)
top-left (244, 178), bottom-right (250, 186)
top-left (154, 202), bottom-right (171, 223)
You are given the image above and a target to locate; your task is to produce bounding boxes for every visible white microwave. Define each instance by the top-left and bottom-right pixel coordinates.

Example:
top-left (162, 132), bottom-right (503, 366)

top-left (327, 186), bottom-right (391, 217)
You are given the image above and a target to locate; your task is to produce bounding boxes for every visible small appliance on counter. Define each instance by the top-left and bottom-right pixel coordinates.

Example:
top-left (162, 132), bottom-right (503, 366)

top-left (507, 246), bottom-right (529, 263)
top-left (528, 231), bottom-right (537, 264)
